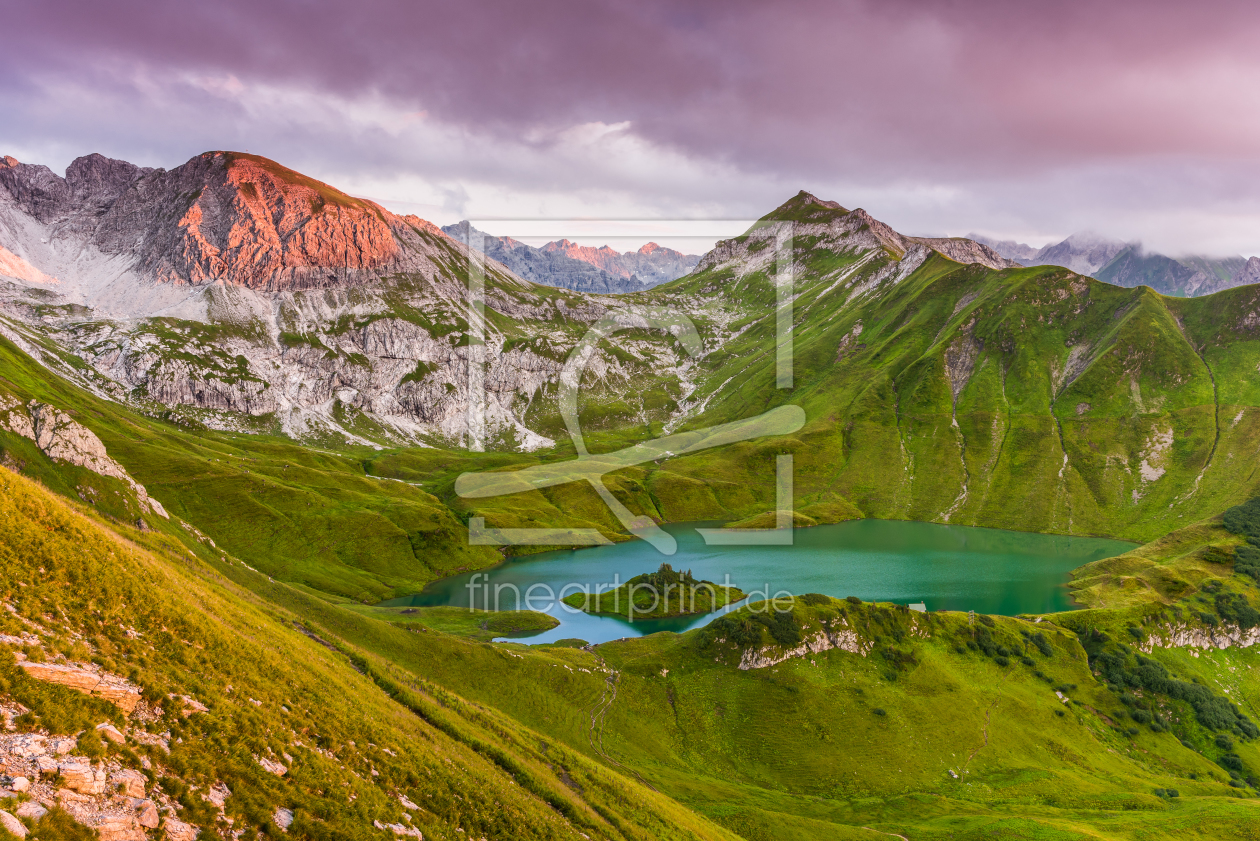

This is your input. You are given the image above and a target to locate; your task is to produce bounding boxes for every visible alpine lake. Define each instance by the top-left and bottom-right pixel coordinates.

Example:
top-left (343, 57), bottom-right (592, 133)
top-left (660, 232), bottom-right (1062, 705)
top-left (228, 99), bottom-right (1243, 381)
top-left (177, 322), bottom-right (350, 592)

top-left (383, 519), bottom-right (1136, 645)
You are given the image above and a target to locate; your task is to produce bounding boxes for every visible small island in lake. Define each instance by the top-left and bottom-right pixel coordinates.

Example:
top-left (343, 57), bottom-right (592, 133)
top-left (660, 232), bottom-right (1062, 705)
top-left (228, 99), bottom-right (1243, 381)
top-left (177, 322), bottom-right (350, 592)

top-left (562, 563), bottom-right (746, 620)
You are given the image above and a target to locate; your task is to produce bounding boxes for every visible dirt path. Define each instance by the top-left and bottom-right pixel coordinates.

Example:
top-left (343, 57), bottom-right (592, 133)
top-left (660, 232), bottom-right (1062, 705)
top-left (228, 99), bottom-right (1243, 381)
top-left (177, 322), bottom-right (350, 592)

top-left (585, 653), bottom-right (657, 792)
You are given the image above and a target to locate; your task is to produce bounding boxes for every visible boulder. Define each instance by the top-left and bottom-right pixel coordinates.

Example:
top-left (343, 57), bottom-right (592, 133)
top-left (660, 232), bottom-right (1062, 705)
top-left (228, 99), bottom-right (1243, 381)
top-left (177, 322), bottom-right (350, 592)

top-left (34, 757), bottom-right (58, 777)
top-left (59, 761), bottom-right (108, 795)
top-left (163, 817), bottom-right (199, 841)
top-left (274, 808), bottom-right (294, 831)
top-left (136, 800), bottom-right (159, 829)
top-left (111, 768), bottom-right (146, 798)
top-left (96, 723), bottom-right (126, 744)
top-left (374, 819), bottom-right (422, 838)
top-left (92, 814), bottom-right (145, 841)
top-left (170, 695), bottom-right (208, 717)
top-left (49, 738), bottom-right (76, 756)
top-left (0, 810), bottom-right (26, 839)
top-left (257, 756), bottom-right (287, 776)
top-left (17, 662), bottom-right (141, 714)
top-left (204, 782), bottom-right (231, 809)
top-left (14, 802), bottom-right (45, 822)
top-left (7, 778), bottom-right (26, 794)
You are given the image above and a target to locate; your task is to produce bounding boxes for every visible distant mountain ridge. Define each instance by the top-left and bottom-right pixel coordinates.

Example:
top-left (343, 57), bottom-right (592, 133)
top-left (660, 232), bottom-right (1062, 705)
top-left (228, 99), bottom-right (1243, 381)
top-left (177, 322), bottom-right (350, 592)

top-left (972, 231), bottom-right (1252, 297)
top-left (442, 222), bottom-right (698, 293)
top-left (542, 238), bottom-right (699, 285)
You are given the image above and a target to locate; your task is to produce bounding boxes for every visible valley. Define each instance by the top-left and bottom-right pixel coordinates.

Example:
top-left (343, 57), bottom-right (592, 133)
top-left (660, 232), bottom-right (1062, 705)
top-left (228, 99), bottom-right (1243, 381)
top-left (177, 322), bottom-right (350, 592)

top-left (4, 152), bottom-right (1260, 840)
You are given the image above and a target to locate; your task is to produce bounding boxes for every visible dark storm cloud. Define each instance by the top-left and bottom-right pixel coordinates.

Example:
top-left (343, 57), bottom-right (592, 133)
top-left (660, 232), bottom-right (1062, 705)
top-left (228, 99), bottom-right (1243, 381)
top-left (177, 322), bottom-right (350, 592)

top-left (6, 0), bottom-right (1260, 251)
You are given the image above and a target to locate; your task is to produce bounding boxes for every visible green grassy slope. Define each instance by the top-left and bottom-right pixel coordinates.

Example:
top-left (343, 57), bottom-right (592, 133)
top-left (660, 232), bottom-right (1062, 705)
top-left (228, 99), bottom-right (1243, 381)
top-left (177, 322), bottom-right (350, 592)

top-left (0, 465), bottom-right (738, 841)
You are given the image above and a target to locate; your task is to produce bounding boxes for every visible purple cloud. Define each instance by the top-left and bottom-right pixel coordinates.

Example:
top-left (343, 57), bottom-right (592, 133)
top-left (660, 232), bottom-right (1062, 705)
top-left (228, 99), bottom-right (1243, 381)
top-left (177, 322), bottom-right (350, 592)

top-left (6, 0), bottom-right (1260, 254)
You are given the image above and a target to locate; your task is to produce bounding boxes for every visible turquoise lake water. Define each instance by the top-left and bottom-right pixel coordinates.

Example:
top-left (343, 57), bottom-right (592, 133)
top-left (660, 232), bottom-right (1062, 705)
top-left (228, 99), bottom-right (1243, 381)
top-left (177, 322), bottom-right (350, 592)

top-left (383, 519), bottom-right (1136, 645)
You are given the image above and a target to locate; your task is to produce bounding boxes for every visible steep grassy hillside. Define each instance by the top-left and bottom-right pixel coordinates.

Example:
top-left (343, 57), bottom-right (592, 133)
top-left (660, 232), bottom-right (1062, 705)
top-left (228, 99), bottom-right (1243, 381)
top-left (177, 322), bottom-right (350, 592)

top-left (0, 466), bottom-right (737, 841)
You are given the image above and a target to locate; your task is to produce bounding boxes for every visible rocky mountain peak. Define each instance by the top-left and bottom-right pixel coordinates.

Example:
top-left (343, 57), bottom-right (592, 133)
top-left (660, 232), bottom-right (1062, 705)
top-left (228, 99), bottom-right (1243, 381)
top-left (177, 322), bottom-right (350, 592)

top-left (64, 153), bottom-right (150, 200)
top-left (1236, 256), bottom-right (1260, 286)
top-left (0, 150), bottom-right (451, 294)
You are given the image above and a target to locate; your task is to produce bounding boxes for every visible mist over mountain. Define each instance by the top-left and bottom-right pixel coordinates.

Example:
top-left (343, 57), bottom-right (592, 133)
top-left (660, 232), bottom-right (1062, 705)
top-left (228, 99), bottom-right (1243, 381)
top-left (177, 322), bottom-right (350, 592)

top-left (973, 231), bottom-right (1252, 297)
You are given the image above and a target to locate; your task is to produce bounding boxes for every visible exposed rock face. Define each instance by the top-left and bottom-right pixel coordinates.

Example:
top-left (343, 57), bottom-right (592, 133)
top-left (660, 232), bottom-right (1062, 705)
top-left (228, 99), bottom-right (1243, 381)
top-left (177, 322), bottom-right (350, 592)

top-left (0, 809), bottom-right (26, 839)
top-left (541, 239), bottom-right (700, 286)
top-left (15, 801), bottom-right (45, 822)
top-left (974, 231), bottom-right (1253, 298)
top-left (274, 808), bottom-right (294, 831)
top-left (0, 152), bottom-right (439, 293)
top-left (1141, 621), bottom-right (1260, 652)
top-left (204, 782), bottom-right (230, 809)
top-left (110, 769), bottom-right (146, 798)
top-left (2, 400), bottom-right (167, 518)
top-left (257, 756), bottom-right (287, 776)
top-left (444, 222), bottom-right (657, 293)
top-left (59, 761), bottom-right (109, 795)
top-left (17, 661), bottom-right (143, 713)
top-left (374, 819), bottom-right (423, 838)
top-left (1232, 256), bottom-right (1260, 288)
top-left (738, 625), bottom-right (871, 670)
top-left (162, 817), bottom-right (199, 841)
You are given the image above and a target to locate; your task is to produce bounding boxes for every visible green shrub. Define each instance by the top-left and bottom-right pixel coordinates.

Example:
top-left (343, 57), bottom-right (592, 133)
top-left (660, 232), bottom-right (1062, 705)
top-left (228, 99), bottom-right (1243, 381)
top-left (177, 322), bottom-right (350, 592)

top-left (1215, 593), bottom-right (1260, 630)
top-left (1032, 632), bottom-right (1053, 657)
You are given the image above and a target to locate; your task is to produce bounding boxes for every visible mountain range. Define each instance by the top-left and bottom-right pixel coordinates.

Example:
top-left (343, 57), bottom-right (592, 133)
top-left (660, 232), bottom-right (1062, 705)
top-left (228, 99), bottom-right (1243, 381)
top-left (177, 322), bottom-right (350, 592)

top-left (6, 150), bottom-right (1260, 839)
top-left (973, 230), bottom-right (1260, 297)
top-left (441, 222), bottom-right (699, 293)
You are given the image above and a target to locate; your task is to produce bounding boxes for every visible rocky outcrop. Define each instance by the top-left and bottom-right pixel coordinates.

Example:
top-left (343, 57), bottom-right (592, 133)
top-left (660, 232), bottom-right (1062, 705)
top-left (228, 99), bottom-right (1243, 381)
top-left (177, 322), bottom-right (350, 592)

top-left (374, 819), bottom-right (423, 838)
top-left (59, 761), bottom-right (109, 795)
top-left (16, 661), bottom-right (142, 714)
top-left (274, 808), bottom-right (295, 831)
top-left (257, 756), bottom-right (287, 776)
top-left (2, 400), bottom-right (167, 518)
top-left (162, 817), bottom-right (199, 841)
top-left (0, 809), bottom-right (26, 839)
top-left (738, 626), bottom-right (871, 670)
top-left (1140, 622), bottom-right (1260, 653)
top-left (1, 732), bottom-right (159, 841)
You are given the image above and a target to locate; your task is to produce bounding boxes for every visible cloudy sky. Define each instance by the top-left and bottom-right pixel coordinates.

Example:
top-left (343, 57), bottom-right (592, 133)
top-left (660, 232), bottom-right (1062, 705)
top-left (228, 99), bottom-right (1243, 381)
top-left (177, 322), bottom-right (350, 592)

top-left (6, 0), bottom-right (1260, 255)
